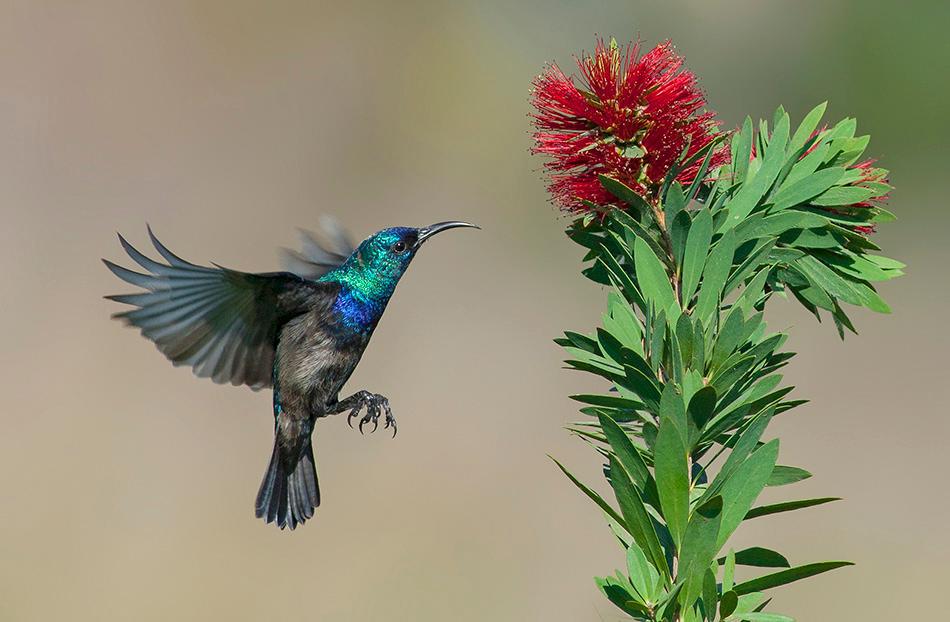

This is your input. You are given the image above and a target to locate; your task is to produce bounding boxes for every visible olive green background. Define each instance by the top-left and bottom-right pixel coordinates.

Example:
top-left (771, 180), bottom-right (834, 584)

top-left (1, 1), bottom-right (945, 620)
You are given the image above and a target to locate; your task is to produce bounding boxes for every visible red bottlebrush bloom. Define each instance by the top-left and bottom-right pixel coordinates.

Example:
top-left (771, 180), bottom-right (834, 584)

top-left (531, 39), bottom-right (729, 213)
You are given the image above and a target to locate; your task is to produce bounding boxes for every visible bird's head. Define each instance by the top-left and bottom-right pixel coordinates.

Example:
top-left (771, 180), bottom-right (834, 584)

top-left (339, 221), bottom-right (479, 298)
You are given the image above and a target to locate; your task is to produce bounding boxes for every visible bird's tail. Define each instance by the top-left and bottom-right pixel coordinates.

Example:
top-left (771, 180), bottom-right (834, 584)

top-left (255, 439), bottom-right (320, 530)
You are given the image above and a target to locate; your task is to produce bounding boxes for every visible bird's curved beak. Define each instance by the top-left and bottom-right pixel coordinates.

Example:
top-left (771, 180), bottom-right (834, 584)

top-left (414, 221), bottom-right (480, 248)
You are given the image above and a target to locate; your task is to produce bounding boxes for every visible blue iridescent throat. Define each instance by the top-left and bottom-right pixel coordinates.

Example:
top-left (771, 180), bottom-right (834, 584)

top-left (328, 286), bottom-right (386, 333)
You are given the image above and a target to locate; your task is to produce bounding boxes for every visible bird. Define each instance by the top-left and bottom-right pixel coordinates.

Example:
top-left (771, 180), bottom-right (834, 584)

top-left (103, 218), bottom-right (478, 530)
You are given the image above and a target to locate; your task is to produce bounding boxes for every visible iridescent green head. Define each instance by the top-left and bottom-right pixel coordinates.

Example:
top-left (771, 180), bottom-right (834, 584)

top-left (320, 221), bottom-right (478, 331)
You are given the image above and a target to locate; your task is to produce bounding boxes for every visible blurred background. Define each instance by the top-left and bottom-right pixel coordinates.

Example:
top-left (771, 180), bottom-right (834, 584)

top-left (1, 1), bottom-right (946, 620)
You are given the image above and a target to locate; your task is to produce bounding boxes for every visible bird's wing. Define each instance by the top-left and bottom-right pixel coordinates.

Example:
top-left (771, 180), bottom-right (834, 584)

top-left (281, 215), bottom-right (355, 279)
top-left (104, 227), bottom-right (338, 390)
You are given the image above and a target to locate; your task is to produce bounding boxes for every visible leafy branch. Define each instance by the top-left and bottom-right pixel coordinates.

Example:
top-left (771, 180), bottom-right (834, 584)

top-left (551, 104), bottom-right (901, 622)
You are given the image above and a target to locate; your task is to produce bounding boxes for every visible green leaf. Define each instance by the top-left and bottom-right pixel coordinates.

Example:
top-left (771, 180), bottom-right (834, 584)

top-left (737, 210), bottom-right (830, 242)
top-left (694, 230), bottom-right (737, 321)
top-left (711, 307), bottom-right (747, 370)
top-left (627, 541), bottom-right (662, 605)
top-left (570, 394), bottom-right (644, 410)
top-left (728, 547), bottom-right (791, 568)
top-left (598, 245), bottom-right (646, 309)
top-left (611, 209), bottom-right (670, 270)
top-left (717, 439), bottom-right (780, 548)
top-left (634, 236), bottom-right (677, 315)
top-left (551, 457), bottom-right (624, 527)
top-left (608, 454), bottom-right (670, 579)
top-left (600, 175), bottom-right (653, 216)
top-left (767, 465), bottom-right (812, 486)
top-left (686, 386), bottom-right (718, 444)
top-left (745, 497), bottom-right (840, 520)
top-left (655, 385), bottom-right (690, 549)
top-left (599, 414), bottom-right (652, 492)
top-left (812, 185), bottom-right (877, 206)
top-left (723, 550), bottom-right (736, 592)
top-left (605, 291), bottom-right (644, 346)
top-left (732, 561), bottom-right (854, 595)
top-left (733, 118), bottom-right (754, 183)
top-left (671, 209), bottom-right (691, 267)
top-left (664, 182), bottom-right (688, 226)
top-left (770, 166), bottom-right (845, 211)
top-left (681, 208), bottom-right (713, 305)
top-left (702, 565), bottom-right (718, 621)
top-left (622, 365), bottom-right (662, 410)
top-left (678, 495), bottom-right (724, 609)
top-left (788, 101), bottom-right (827, 155)
top-left (598, 576), bottom-right (652, 618)
top-left (705, 414), bottom-right (773, 501)
top-left (723, 239), bottom-right (776, 298)
top-left (795, 255), bottom-right (864, 306)
top-left (723, 112), bottom-right (791, 229)
top-left (720, 590), bottom-right (738, 619)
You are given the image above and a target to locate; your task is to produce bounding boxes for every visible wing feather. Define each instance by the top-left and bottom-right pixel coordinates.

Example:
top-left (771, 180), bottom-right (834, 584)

top-left (280, 216), bottom-right (355, 279)
top-left (104, 229), bottom-right (337, 390)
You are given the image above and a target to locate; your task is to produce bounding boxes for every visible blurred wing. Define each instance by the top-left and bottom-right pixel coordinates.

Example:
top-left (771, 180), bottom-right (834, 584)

top-left (281, 215), bottom-right (355, 279)
top-left (104, 227), bottom-right (336, 390)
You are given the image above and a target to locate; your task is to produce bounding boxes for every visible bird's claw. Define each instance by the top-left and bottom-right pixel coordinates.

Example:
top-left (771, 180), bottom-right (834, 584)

top-left (346, 393), bottom-right (396, 438)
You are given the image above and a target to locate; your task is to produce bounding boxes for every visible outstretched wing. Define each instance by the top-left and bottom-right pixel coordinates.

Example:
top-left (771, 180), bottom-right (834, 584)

top-left (281, 215), bottom-right (355, 279)
top-left (104, 227), bottom-right (338, 390)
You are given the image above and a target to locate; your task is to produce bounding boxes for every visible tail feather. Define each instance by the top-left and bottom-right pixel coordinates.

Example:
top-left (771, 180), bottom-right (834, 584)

top-left (255, 440), bottom-right (320, 530)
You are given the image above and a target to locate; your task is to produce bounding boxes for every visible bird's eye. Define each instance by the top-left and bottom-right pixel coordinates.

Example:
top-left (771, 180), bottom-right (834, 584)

top-left (392, 241), bottom-right (408, 254)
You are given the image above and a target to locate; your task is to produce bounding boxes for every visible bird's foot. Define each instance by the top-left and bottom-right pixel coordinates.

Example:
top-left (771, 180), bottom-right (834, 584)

top-left (345, 391), bottom-right (397, 437)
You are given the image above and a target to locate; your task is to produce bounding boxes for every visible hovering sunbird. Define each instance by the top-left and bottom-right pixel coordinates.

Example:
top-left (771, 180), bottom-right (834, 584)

top-left (104, 218), bottom-right (478, 529)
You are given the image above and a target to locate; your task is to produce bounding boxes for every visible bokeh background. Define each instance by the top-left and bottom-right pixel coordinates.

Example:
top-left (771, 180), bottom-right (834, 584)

top-left (1, 1), bottom-right (946, 620)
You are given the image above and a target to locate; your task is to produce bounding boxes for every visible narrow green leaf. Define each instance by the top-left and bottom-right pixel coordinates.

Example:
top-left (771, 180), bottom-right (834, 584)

top-left (726, 547), bottom-right (791, 568)
top-left (711, 307), bottom-right (747, 370)
top-left (702, 567), bottom-right (718, 622)
top-left (732, 561), bottom-right (854, 595)
top-left (678, 495), bottom-right (724, 609)
top-left (609, 454), bottom-right (671, 579)
top-left (686, 386), bottom-right (717, 441)
top-left (770, 167), bottom-right (845, 211)
top-left (622, 365), bottom-right (662, 410)
top-left (812, 185), bottom-right (877, 207)
top-left (598, 245), bottom-right (646, 309)
top-left (733, 118), bottom-right (754, 183)
top-left (720, 590), bottom-right (738, 619)
top-left (599, 414), bottom-right (652, 492)
top-left (634, 236), bottom-right (677, 314)
top-left (551, 457), bottom-right (624, 527)
top-left (611, 209), bottom-right (670, 269)
top-left (745, 497), bottom-right (841, 520)
top-left (606, 290), bottom-right (644, 346)
top-left (724, 112), bottom-right (791, 229)
top-left (627, 541), bottom-right (662, 605)
top-left (664, 182), bottom-right (688, 226)
top-left (767, 465), bottom-right (812, 487)
top-left (694, 230), bottom-right (737, 321)
top-left (717, 440), bottom-right (780, 548)
top-left (723, 550), bottom-right (736, 592)
top-left (600, 175), bottom-right (652, 216)
top-left (681, 208), bottom-right (713, 305)
top-left (788, 101), bottom-right (827, 154)
top-left (671, 209), bottom-right (691, 268)
top-left (655, 385), bottom-right (690, 549)
top-left (795, 255), bottom-right (864, 306)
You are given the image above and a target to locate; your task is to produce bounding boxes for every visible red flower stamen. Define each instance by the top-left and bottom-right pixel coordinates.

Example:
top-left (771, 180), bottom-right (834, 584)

top-left (531, 39), bottom-right (728, 213)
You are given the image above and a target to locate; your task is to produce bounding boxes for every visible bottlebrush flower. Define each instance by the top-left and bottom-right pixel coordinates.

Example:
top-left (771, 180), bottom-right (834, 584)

top-left (531, 39), bottom-right (728, 213)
